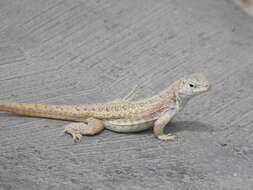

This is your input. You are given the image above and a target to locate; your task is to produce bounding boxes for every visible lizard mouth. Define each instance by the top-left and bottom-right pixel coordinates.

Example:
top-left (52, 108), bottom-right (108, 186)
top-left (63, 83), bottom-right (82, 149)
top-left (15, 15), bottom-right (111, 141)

top-left (198, 83), bottom-right (211, 93)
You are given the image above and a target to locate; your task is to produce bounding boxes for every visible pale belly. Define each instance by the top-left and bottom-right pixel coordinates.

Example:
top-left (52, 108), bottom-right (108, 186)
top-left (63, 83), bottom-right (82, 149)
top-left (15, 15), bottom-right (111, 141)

top-left (104, 119), bottom-right (155, 133)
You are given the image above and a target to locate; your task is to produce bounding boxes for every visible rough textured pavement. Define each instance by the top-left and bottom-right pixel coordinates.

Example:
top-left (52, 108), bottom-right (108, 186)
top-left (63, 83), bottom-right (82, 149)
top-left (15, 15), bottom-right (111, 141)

top-left (0, 0), bottom-right (252, 189)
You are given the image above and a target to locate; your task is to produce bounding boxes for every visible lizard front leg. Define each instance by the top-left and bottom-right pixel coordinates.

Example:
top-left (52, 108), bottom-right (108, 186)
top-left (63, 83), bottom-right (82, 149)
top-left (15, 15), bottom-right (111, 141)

top-left (154, 110), bottom-right (177, 141)
top-left (63, 118), bottom-right (105, 141)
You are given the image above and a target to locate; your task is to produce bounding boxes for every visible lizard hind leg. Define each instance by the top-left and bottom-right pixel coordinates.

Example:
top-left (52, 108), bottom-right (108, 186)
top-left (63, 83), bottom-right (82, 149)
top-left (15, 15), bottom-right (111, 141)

top-left (122, 84), bottom-right (139, 101)
top-left (110, 85), bottom-right (139, 103)
top-left (63, 118), bottom-right (105, 141)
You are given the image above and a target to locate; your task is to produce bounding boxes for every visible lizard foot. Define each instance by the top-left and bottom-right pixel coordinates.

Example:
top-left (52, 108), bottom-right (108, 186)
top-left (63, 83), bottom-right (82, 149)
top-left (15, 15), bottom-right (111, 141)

top-left (63, 127), bottom-right (82, 141)
top-left (158, 134), bottom-right (176, 141)
top-left (63, 120), bottom-right (105, 141)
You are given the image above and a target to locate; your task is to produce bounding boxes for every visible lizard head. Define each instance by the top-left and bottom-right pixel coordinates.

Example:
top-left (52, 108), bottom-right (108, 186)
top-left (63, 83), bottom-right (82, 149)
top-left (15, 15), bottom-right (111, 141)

top-left (178, 73), bottom-right (211, 96)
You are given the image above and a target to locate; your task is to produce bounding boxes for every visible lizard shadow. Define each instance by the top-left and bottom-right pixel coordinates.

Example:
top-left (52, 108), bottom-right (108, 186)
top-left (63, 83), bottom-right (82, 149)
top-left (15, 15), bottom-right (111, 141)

top-left (125, 120), bottom-right (213, 135)
top-left (0, 113), bottom-right (213, 135)
top-left (0, 112), bottom-right (51, 120)
top-left (0, 112), bottom-right (27, 118)
top-left (164, 120), bottom-right (214, 134)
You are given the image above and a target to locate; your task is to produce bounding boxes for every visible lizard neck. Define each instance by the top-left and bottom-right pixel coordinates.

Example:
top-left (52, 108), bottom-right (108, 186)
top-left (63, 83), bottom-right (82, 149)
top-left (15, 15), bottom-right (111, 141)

top-left (138, 79), bottom-right (190, 113)
top-left (175, 93), bottom-right (191, 111)
top-left (158, 79), bottom-right (191, 111)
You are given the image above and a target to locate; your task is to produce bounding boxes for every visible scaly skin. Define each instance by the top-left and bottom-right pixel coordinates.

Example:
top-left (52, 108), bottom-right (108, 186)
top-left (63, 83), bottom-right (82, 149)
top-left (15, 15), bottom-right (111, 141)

top-left (0, 73), bottom-right (211, 141)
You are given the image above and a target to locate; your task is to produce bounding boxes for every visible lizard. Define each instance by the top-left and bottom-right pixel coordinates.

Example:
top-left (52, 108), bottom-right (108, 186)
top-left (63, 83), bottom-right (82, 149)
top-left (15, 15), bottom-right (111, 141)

top-left (0, 73), bottom-right (211, 141)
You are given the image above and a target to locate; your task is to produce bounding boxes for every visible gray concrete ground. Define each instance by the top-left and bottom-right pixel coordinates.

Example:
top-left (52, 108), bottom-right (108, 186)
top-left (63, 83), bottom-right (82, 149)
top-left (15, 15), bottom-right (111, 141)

top-left (0, 0), bottom-right (252, 189)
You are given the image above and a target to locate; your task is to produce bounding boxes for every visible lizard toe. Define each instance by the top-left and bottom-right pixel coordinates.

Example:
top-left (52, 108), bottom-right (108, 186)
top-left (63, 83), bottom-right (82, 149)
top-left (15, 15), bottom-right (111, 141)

top-left (158, 134), bottom-right (176, 141)
top-left (73, 133), bottom-right (82, 141)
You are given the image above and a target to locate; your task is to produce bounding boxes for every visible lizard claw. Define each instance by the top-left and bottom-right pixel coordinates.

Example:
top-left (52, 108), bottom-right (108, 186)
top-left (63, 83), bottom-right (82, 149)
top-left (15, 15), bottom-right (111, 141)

top-left (158, 134), bottom-right (176, 141)
top-left (63, 128), bottom-right (82, 141)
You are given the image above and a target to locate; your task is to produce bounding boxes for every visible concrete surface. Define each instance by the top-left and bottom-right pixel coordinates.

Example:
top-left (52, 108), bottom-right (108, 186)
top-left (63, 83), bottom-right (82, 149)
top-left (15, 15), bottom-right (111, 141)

top-left (0, 0), bottom-right (252, 189)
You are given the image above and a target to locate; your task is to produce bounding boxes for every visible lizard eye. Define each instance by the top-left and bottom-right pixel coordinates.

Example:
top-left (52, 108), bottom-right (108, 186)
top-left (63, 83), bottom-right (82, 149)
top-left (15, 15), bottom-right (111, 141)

top-left (189, 83), bottom-right (196, 88)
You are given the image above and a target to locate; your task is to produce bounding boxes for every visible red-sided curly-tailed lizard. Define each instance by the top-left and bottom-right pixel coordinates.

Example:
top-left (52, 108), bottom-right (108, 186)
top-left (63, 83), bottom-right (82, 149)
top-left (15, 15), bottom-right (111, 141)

top-left (0, 73), bottom-right (211, 141)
